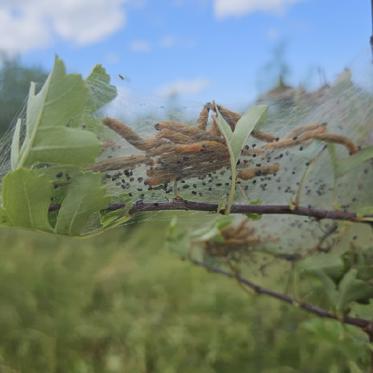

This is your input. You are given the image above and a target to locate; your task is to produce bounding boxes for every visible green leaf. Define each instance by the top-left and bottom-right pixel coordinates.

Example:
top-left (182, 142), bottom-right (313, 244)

top-left (215, 108), bottom-right (233, 141)
top-left (100, 195), bottom-right (132, 230)
top-left (315, 270), bottom-right (339, 307)
top-left (215, 216), bottom-right (234, 230)
top-left (298, 269), bottom-right (338, 309)
top-left (100, 209), bottom-right (131, 230)
top-left (82, 65), bottom-right (117, 136)
top-left (350, 301), bottom-right (373, 321)
top-left (336, 269), bottom-right (373, 313)
top-left (230, 105), bottom-right (267, 160)
top-left (195, 226), bottom-right (223, 243)
top-left (10, 118), bottom-right (22, 169)
top-left (166, 217), bottom-right (192, 259)
top-left (297, 252), bottom-right (345, 280)
top-left (337, 146), bottom-right (373, 176)
top-left (297, 253), bottom-right (346, 308)
top-left (246, 199), bottom-right (263, 220)
top-left (25, 126), bottom-right (101, 166)
top-left (215, 110), bottom-right (236, 212)
top-left (302, 318), bottom-right (344, 341)
top-left (86, 65), bottom-right (117, 111)
top-left (192, 217), bottom-right (233, 243)
top-left (14, 57), bottom-right (101, 169)
top-left (55, 172), bottom-right (109, 236)
top-left (2, 169), bottom-right (52, 231)
top-left (215, 105), bottom-right (267, 213)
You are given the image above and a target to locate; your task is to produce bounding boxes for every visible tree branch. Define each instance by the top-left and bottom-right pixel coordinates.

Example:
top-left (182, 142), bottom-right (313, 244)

top-left (190, 258), bottom-right (373, 333)
top-left (49, 199), bottom-right (372, 224)
top-left (127, 200), bottom-right (372, 224)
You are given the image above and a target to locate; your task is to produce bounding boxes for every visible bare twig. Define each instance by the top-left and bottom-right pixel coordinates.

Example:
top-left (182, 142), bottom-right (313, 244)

top-left (190, 258), bottom-right (373, 334)
top-left (127, 200), bottom-right (372, 224)
top-left (48, 199), bottom-right (373, 225)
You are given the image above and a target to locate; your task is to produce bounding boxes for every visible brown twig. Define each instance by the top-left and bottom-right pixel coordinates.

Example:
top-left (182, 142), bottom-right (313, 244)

top-left (47, 200), bottom-right (373, 225)
top-left (126, 200), bottom-right (372, 224)
top-left (190, 258), bottom-right (373, 333)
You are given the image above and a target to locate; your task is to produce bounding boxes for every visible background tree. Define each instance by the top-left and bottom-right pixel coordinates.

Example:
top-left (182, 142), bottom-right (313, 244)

top-left (0, 57), bottom-right (46, 134)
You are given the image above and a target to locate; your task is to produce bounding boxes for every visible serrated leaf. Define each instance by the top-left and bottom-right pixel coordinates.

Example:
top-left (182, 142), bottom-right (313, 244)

top-left (55, 172), bottom-right (109, 236)
top-left (2, 169), bottom-right (52, 231)
top-left (337, 145), bottom-right (373, 176)
top-left (337, 269), bottom-right (373, 313)
top-left (82, 65), bottom-right (117, 136)
top-left (14, 57), bottom-right (100, 168)
top-left (230, 105), bottom-right (267, 159)
top-left (86, 64), bottom-right (117, 112)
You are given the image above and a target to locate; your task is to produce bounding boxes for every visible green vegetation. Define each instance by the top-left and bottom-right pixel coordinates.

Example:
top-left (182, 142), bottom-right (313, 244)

top-left (0, 222), bottom-right (369, 373)
top-left (0, 57), bottom-right (372, 373)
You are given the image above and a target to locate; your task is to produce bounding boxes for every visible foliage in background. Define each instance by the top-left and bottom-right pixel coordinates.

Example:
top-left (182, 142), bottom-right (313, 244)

top-left (0, 222), bottom-right (370, 373)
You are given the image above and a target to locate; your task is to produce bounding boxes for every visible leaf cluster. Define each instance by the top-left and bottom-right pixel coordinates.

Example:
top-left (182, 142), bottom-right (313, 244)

top-left (0, 57), bottom-right (125, 236)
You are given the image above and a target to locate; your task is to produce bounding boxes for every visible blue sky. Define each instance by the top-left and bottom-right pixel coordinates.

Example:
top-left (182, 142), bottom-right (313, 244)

top-left (0, 0), bottom-right (371, 108)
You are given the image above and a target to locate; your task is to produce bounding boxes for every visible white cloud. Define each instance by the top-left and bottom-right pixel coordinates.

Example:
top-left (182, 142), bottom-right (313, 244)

top-left (129, 39), bottom-right (152, 53)
top-left (0, 0), bottom-right (127, 56)
top-left (156, 78), bottom-right (210, 97)
top-left (213, 0), bottom-right (300, 18)
top-left (0, 8), bottom-right (49, 56)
